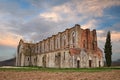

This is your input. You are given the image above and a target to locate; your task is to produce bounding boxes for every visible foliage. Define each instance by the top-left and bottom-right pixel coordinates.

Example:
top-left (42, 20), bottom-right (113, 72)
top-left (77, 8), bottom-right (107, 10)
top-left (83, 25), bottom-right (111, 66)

top-left (104, 31), bottom-right (112, 67)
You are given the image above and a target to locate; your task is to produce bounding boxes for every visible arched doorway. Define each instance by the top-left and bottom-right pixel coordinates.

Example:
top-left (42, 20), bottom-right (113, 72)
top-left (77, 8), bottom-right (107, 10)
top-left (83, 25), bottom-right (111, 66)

top-left (77, 57), bottom-right (80, 68)
top-left (89, 60), bottom-right (92, 67)
top-left (42, 55), bottom-right (46, 67)
top-left (99, 61), bottom-right (101, 67)
top-left (55, 53), bottom-right (61, 68)
top-left (77, 60), bottom-right (80, 68)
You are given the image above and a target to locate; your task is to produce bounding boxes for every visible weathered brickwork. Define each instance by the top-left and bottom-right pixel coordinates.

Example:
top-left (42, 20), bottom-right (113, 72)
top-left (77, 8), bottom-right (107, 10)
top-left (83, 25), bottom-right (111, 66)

top-left (16, 24), bottom-right (104, 68)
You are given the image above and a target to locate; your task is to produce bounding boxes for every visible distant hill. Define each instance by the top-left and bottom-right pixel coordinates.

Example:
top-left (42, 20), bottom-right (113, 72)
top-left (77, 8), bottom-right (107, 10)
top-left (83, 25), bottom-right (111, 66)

top-left (0, 57), bottom-right (16, 66)
top-left (112, 59), bottom-right (120, 66)
top-left (104, 59), bottom-right (120, 66)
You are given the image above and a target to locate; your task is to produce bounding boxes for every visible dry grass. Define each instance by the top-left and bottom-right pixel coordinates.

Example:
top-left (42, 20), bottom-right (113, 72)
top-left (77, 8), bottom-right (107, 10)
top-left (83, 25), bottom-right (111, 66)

top-left (0, 67), bottom-right (120, 80)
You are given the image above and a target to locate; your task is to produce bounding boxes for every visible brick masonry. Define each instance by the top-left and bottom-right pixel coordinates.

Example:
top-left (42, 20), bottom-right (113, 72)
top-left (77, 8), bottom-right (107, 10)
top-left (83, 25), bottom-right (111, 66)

top-left (16, 24), bottom-right (104, 68)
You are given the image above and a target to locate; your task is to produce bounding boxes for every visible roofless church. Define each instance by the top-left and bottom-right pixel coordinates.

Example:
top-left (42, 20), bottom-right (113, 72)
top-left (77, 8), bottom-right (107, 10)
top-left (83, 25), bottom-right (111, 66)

top-left (16, 24), bottom-right (104, 68)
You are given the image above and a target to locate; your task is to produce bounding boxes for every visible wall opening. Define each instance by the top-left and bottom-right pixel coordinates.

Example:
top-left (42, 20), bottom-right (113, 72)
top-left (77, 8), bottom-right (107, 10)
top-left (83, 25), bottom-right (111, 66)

top-left (55, 53), bottom-right (61, 68)
top-left (83, 40), bottom-right (85, 48)
top-left (42, 55), bottom-right (46, 67)
top-left (77, 60), bottom-right (80, 68)
top-left (99, 61), bottom-right (101, 67)
top-left (28, 57), bottom-right (29, 61)
top-left (63, 35), bottom-right (66, 49)
top-left (72, 31), bottom-right (76, 48)
top-left (89, 60), bottom-right (92, 67)
top-left (64, 52), bottom-right (65, 60)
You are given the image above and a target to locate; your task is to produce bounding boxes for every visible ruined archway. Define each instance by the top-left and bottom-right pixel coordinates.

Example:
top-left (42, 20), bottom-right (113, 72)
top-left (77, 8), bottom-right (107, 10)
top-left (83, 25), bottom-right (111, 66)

top-left (55, 53), bottom-right (61, 68)
top-left (89, 60), bottom-right (92, 67)
top-left (42, 55), bottom-right (46, 67)
top-left (77, 57), bottom-right (80, 68)
top-left (77, 60), bottom-right (80, 68)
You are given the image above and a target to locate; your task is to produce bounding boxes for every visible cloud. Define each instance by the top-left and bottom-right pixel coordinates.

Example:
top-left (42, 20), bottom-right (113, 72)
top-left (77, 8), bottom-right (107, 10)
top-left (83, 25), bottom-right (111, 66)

top-left (0, 0), bottom-right (120, 37)
top-left (38, 0), bottom-right (120, 30)
top-left (28, 0), bottom-right (70, 9)
top-left (0, 32), bottom-right (22, 47)
top-left (82, 19), bottom-right (98, 29)
top-left (0, 0), bottom-right (120, 61)
top-left (97, 30), bottom-right (120, 43)
top-left (72, 0), bottom-right (120, 17)
top-left (111, 31), bottom-right (120, 41)
top-left (40, 12), bottom-right (62, 22)
top-left (0, 0), bottom-right (37, 19)
top-left (109, 23), bottom-right (120, 32)
top-left (1, 0), bottom-right (119, 41)
top-left (15, 16), bottom-right (66, 41)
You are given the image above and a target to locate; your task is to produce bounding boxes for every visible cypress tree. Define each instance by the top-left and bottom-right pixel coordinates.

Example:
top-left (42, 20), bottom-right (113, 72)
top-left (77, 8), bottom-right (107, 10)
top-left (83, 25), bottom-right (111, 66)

top-left (104, 31), bottom-right (112, 67)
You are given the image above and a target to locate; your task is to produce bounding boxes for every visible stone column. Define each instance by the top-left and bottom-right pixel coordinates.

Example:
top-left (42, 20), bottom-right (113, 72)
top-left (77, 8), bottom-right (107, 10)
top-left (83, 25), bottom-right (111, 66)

top-left (86, 29), bottom-right (90, 49)
top-left (21, 53), bottom-right (25, 66)
top-left (92, 29), bottom-right (97, 51)
top-left (52, 35), bottom-right (55, 51)
top-left (75, 24), bottom-right (81, 48)
top-left (72, 56), bottom-right (75, 68)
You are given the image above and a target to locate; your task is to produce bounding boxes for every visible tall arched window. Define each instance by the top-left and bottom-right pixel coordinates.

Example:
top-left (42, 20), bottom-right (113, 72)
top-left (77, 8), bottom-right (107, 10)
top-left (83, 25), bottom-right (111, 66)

top-left (39, 43), bottom-right (41, 53)
top-left (62, 35), bottom-right (66, 48)
top-left (93, 41), bottom-right (96, 50)
top-left (42, 42), bottom-right (44, 53)
top-left (71, 31), bottom-right (76, 47)
top-left (56, 37), bottom-right (59, 49)
top-left (83, 40), bottom-right (85, 48)
top-left (50, 39), bottom-right (53, 51)
top-left (46, 41), bottom-right (49, 52)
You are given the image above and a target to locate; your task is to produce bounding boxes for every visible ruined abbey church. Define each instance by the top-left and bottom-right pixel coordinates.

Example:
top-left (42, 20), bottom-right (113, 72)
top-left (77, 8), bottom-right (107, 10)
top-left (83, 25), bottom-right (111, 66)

top-left (16, 24), bottom-right (104, 68)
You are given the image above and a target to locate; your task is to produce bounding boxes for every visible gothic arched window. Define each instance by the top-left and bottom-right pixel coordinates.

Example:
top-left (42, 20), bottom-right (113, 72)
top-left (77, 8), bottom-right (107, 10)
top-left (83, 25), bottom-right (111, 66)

top-left (56, 37), bottom-right (59, 49)
top-left (83, 40), bottom-right (85, 48)
top-left (62, 35), bottom-right (66, 48)
top-left (93, 41), bottom-right (97, 50)
top-left (46, 41), bottom-right (49, 52)
top-left (71, 31), bottom-right (76, 47)
top-left (50, 39), bottom-right (53, 51)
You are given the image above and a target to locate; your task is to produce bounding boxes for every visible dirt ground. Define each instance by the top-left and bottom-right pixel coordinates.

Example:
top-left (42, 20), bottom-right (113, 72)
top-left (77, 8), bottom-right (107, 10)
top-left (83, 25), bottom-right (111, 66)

top-left (0, 70), bottom-right (120, 80)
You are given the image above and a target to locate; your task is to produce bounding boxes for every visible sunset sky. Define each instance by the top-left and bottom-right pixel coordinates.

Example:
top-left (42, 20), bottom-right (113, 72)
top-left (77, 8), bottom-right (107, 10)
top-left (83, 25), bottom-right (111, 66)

top-left (0, 0), bottom-right (120, 61)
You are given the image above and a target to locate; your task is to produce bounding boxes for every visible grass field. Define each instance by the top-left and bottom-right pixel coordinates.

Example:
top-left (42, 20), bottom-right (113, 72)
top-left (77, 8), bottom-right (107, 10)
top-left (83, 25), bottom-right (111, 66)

top-left (0, 66), bottom-right (120, 80)
top-left (0, 66), bottom-right (120, 72)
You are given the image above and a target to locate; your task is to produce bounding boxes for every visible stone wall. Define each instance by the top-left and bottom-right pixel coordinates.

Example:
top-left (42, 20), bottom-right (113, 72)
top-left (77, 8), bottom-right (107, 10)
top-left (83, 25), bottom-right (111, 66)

top-left (16, 24), bottom-right (104, 68)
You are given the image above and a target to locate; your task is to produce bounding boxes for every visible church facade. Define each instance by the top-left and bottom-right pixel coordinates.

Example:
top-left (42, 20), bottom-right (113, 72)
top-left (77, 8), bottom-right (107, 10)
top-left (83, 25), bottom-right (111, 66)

top-left (16, 24), bottom-right (104, 68)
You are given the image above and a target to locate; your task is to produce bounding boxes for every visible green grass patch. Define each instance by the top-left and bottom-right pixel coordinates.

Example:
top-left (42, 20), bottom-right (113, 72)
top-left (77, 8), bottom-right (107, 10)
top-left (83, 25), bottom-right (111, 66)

top-left (0, 66), bottom-right (120, 72)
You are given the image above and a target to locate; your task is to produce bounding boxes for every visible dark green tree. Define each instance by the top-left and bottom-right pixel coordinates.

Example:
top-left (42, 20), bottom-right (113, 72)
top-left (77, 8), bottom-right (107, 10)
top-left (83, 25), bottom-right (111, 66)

top-left (104, 31), bottom-right (112, 67)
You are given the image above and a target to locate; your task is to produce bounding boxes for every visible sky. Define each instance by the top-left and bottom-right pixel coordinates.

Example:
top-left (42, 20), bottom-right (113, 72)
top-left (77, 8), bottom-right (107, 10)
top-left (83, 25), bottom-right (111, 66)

top-left (0, 0), bottom-right (120, 61)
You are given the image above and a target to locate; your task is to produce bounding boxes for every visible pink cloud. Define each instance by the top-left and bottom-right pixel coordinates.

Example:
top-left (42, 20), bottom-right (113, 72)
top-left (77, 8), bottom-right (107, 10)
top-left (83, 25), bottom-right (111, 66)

top-left (111, 31), bottom-right (120, 41)
top-left (0, 32), bottom-right (22, 47)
